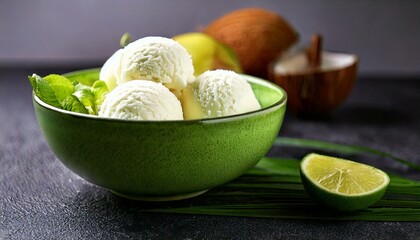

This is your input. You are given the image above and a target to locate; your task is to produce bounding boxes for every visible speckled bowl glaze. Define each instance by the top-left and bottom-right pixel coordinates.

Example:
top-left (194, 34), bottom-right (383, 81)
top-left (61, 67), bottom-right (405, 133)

top-left (33, 69), bottom-right (287, 201)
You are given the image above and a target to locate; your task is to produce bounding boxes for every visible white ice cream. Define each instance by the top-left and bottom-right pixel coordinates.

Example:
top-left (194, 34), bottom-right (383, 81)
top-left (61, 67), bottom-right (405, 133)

top-left (99, 49), bottom-right (123, 90)
top-left (99, 80), bottom-right (183, 121)
top-left (118, 36), bottom-right (195, 92)
top-left (182, 70), bottom-right (261, 120)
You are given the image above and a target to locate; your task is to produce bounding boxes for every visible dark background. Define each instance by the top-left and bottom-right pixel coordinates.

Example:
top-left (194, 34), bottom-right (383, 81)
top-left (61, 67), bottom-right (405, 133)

top-left (1, 0), bottom-right (420, 75)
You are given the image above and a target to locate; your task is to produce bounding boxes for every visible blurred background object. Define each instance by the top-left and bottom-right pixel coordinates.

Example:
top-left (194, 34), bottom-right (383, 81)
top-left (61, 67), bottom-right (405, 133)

top-left (1, 0), bottom-right (420, 76)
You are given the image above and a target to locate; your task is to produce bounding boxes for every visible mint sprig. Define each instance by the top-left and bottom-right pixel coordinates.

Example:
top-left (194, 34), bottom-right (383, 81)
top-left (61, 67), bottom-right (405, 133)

top-left (29, 74), bottom-right (62, 108)
top-left (73, 80), bottom-right (109, 115)
top-left (29, 74), bottom-right (109, 115)
top-left (43, 74), bottom-right (75, 102)
top-left (62, 95), bottom-right (89, 114)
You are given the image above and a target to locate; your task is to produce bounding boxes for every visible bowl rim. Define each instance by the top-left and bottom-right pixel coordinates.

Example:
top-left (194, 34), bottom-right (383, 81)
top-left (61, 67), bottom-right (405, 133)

top-left (33, 69), bottom-right (287, 123)
top-left (269, 50), bottom-right (359, 77)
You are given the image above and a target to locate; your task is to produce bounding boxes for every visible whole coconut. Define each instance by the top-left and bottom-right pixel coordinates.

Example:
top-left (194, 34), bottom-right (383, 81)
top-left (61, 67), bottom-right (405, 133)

top-left (205, 8), bottom-right (298, 79)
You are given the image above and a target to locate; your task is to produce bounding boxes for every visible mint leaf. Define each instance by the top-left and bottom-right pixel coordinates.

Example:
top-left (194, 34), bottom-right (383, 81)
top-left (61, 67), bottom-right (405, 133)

top-left (29, 73), bottom-right (108, 116)
top-left (67, 70), bottom-right (100, 87)
top-left (73, 87), bottom-right (96, 114)
top-left (62, 95), bottom-right (89, 114)
top-left (92, 80), bottom-right (109, 108)
top-left (72, 80), bottom-right (109, 115)
top-left (120, 32), bottom-right (132, 48)
top-left (28, 74), bottom-right (61, 108)
top-left (43, 74), bottom-right (75, 102)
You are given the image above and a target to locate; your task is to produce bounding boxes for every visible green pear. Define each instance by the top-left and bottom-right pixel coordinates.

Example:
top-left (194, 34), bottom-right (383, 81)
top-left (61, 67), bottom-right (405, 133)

top-left (173, 32), bottom-right (242, 75)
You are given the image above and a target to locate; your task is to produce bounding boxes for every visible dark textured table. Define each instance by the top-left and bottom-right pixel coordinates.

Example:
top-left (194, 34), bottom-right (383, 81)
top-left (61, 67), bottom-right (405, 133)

top-left (1, 67), bottom-right (420, 239)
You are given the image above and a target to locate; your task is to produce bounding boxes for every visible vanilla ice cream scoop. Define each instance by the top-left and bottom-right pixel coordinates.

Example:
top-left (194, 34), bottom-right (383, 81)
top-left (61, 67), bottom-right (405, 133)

top-left (99, 49), bottom-right (123, 90)
top-left (118, 36), bottom-right (195, 92)
top-left (99, 80), bottom-right (183, 121)
top-left (182, 70), bottom-right (261, 120)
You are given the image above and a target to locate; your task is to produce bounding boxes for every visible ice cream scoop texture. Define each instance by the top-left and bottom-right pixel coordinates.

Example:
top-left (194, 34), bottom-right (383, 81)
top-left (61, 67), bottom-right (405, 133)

top-left (118, 36), bottom-right (195, 91)
top-left (99, 80), bottom-right (183, 121)
top-left (182, 70), bottom-right (261, 119)
top-left (99, 37), bottom-right (261, 121)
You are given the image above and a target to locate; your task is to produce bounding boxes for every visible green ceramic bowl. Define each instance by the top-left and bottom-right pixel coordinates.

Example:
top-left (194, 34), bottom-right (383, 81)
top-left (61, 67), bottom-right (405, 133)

top-left (33, 69), bottom-right (287, 201)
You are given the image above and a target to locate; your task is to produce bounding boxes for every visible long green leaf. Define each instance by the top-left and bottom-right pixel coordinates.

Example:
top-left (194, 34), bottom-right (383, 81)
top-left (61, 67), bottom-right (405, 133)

top-left (148, 207), bottom-right (420, 221)
top-left (273, 137), bottom-right (420, 171)
top-left (254, 157), bottom-right (300, 176)
top-left (141, 156), bottom-right (420, 221)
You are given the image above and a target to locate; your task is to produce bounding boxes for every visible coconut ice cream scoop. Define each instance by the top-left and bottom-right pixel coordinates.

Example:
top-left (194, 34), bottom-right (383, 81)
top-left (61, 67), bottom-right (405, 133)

top-left (182, 70), bottom-right (261, 120)
top-left (99, 49), bottom-right (123, 90)
top-left (99, 80), bottom-right (183, 121)
top-left (269, 34), bottom-right (358, 115)
top-left (118, 36), bottom-right (195, 92)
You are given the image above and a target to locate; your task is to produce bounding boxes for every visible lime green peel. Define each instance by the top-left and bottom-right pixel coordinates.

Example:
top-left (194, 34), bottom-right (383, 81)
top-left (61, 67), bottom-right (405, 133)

top-left (300, 153), bottom-right (390, 212)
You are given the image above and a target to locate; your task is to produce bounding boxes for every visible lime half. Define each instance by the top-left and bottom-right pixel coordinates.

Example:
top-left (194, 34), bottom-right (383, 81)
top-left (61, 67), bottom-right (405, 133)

top-left (300, 153), bottom-right (390, 212)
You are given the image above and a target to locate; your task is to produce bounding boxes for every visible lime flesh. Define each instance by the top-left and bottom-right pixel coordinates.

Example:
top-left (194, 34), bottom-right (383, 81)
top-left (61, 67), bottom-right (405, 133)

top-left (300, 153), bottom-right (390, 211)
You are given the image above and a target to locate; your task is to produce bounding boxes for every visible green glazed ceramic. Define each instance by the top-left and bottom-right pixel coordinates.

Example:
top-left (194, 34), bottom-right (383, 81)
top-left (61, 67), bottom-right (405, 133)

top-left (33, 69), bottom-right (287, 201)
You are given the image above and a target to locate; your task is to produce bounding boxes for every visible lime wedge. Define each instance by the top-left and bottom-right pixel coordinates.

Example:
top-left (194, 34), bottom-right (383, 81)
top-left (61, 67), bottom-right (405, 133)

top-left (300, 153), bottom-right (390, 211)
